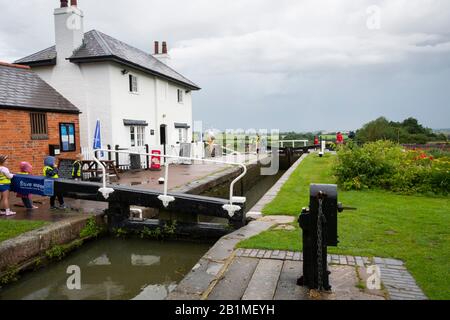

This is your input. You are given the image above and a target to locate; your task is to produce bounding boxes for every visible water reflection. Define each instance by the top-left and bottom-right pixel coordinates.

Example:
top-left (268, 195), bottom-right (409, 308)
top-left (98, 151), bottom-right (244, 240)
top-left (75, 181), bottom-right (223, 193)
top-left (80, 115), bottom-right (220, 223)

top-left (0, 238), bottom-right (210, 300)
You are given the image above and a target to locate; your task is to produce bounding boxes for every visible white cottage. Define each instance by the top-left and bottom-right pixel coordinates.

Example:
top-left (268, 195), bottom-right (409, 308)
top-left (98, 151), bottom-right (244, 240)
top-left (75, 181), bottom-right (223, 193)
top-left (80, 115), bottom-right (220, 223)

top-left (15, 0), bottom-right (200, 160)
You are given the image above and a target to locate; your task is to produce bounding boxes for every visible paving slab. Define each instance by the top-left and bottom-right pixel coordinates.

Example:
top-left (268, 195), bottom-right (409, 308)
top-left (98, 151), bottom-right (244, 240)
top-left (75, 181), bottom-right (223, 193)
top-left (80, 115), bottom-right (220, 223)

top-left (274, 260), bottom-right (309, 300)
top-left (208, 257), bottom-right (259, 300)
top-left (242, 259), bottom-right (283, 300)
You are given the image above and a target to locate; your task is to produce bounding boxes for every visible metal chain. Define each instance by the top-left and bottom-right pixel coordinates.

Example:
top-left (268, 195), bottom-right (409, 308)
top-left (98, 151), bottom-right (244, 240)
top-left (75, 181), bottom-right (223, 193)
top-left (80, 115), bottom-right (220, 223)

top-left (317, 197), bottom-right (324, 291)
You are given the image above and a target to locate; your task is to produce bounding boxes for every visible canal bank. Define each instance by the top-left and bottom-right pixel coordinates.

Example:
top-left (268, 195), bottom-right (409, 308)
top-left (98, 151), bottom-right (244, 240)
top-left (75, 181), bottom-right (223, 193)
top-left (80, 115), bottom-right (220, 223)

top-left (0, 237), bottom-right (211, 300)
top-left (0, 212), bottom-right (106, 285)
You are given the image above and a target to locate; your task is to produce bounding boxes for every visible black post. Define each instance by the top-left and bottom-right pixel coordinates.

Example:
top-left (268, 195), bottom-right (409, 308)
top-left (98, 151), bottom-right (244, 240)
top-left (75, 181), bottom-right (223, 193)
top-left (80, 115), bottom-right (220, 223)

top-left (94, 150), bottom-right (100, 178)
top-left (297, 184), bottom-right (340, 291)
top-left (287, 147), bottom-right (292, 167)
top-left (107, 144), bottom-right (112, 161)
top-left (115, 145), bottom-right (120, 169)
top-left (145, 144), bottom-right (150, 170)
top-left (106, 202), bottom-right (130, 231)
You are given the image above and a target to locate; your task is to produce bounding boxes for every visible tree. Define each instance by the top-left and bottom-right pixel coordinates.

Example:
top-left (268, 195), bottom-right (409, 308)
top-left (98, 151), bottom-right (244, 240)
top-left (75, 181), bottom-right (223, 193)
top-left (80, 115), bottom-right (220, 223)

top-left (356, 116), bottom-right (446, 144)
top-left (356, 117), bottom-right (397, 143)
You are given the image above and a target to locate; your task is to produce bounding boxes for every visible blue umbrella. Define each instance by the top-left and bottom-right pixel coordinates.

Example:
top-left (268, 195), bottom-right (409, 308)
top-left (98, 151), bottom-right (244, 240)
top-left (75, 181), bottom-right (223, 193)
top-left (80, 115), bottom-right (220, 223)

top-left (93, 120), bottom-right (104, 157)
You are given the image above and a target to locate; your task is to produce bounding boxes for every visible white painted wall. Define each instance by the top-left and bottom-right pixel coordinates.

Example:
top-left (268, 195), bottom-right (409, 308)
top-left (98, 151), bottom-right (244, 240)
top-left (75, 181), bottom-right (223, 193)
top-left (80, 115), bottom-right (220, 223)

top-left (109, 63), bottom-right (157, 149)
top-left (32, 61), bottom-right (194, 155)
top-left (28, 3), bottom-right (194, 157)
top-left (156, 79), bottom-right (193, 149)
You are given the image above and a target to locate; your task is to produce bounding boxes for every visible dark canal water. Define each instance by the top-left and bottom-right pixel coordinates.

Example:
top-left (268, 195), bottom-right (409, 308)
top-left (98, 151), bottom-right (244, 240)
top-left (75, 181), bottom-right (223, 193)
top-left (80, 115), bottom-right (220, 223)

top-left (0, 238), bottom-right (210, 300)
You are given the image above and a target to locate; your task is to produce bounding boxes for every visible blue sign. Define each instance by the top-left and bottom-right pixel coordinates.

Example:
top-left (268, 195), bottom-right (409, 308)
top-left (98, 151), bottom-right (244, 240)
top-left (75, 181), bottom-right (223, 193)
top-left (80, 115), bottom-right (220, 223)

top-left (11, 175), bottom-right (55, 196)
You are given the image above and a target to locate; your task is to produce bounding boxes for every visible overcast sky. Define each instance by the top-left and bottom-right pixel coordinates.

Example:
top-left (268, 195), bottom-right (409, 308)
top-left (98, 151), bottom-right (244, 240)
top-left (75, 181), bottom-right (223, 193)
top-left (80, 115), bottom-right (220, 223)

top-left (1, 0), bottom-right (449, 132)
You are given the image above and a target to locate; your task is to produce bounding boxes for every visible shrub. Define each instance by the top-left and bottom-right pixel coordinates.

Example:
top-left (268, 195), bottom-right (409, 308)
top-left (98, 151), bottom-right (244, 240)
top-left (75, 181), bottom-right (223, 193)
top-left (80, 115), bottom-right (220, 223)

top-left (334, 140), bottom-right (449, 195)
top-left (79, 217), bottom-right (103, 238)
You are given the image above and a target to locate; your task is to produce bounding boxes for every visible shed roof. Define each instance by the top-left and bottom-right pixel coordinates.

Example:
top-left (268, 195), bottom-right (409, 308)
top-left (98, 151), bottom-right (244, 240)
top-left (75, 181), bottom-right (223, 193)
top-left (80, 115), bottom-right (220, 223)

top-left (0, 62), bottom-right (80, 114)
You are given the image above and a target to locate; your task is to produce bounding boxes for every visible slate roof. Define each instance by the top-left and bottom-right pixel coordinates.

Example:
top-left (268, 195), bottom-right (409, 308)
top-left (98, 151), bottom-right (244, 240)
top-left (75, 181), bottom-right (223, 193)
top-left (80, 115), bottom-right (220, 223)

top-left (15, 30), bottom-right (200, 90)
top-left (0, 62), bottom-right (80, 114)
top-left (15, 46), bottom-right (56, 66)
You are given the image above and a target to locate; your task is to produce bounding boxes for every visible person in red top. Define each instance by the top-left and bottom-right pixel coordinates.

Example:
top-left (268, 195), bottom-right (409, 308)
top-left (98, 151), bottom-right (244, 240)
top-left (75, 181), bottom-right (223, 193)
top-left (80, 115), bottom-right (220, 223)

top-left (336, 132), bottom-right (344, 144)
top-left (314, 136), bottom-right (319, 145)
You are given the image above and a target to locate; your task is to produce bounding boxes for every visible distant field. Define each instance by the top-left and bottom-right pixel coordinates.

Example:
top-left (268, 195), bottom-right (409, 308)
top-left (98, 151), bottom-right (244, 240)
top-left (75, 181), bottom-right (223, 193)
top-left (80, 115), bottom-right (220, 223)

top-left (320, 134), bottom-right (348, 141)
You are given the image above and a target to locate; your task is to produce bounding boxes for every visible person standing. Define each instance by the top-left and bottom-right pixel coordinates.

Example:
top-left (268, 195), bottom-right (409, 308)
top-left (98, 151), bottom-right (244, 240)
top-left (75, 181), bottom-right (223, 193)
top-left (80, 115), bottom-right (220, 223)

top-left (255, 134), bottom-right (261, 154)
top-left (72, 154), bottom-right (84, 181)
top-left (16, 161), bottom-right (38, 210)
top-left (336, 132), bottom-right (344, 145)
top-left (43, 156), bottom-right (66, 210)
top-left (0, 155), bottom-right (16, 216)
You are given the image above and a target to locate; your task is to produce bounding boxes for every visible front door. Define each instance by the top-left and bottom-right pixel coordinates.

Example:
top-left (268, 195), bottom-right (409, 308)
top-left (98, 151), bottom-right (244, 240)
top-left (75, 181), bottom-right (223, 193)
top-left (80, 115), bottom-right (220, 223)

top-left (160, 124), bottom-right (167, 157)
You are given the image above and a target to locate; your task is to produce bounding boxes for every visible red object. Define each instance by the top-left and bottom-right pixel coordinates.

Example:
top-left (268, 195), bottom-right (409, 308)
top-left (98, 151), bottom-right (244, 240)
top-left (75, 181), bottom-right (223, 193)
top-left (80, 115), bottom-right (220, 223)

top-left (314, 136), bottom-right (319, 145)
top-left (336, 132), bottom-right (344, 144)
top-left (151, 150), bottom-right (161, 171)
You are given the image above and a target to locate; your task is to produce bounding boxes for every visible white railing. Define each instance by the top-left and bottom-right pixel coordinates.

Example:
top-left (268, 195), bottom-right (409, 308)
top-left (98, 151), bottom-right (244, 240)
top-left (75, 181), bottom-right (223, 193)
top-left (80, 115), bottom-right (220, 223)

top-left (81, 147), bottom-right (107, 160)
top-left (93, 149), bottom-right (247, 217)
top-left (277, 140), bottom-right (308, 147)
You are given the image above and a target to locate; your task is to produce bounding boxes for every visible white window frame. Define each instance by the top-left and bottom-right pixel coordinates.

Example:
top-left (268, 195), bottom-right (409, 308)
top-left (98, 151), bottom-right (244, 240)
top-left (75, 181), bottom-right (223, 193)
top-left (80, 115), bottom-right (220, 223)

top-left (178, 128), bottom-right (188, 143)
top-left (130, 126), bottom-right (146, 147)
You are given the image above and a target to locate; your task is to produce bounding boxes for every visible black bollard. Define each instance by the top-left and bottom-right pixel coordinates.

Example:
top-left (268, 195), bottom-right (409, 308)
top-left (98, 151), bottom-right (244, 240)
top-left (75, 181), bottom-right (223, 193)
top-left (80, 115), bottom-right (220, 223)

top-left (297, 184), bottom-right (340, 291)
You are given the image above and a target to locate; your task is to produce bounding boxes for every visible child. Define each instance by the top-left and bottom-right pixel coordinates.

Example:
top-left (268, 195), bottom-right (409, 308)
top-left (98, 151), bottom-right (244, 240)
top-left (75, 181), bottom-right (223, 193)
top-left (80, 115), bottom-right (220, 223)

top-left (0, 155), bottom-right (16, 216)
top-left (72, 154), bottom-right (84, 180)
top-left (43, 156), bottom-right (66, 210)
top-left (16, 162), bottom-right (38, 210)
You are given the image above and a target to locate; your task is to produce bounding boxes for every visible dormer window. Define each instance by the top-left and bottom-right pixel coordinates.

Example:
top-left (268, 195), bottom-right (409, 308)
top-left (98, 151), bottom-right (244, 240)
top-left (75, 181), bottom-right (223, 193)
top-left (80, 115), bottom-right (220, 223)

top-left (129, 75), bottom-right (138, 93)
top-left (177, 89), bottom-right (183, 103)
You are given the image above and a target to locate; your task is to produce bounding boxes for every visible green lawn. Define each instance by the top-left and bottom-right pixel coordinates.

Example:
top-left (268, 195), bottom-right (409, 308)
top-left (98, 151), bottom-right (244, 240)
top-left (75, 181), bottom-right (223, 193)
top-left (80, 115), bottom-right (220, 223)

top-left (0, 220), bottom-right (48, 242)
top-left (239, 153), bottom-right (450, 300)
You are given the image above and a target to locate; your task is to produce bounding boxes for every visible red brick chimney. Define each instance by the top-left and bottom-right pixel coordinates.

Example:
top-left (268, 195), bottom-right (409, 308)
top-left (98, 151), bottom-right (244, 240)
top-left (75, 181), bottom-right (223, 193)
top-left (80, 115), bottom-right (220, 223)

top-left (153, 41), bottom-right (171, 66)
top-left (71, 0), bottom-right (78, 6)
top-left (60, 0), bottom-right (68, 7)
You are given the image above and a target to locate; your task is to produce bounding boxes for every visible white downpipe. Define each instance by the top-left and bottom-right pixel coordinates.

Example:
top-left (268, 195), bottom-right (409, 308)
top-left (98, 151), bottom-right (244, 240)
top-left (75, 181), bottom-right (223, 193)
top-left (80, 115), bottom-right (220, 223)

top-left (93, 149), bottom-right (248, 216)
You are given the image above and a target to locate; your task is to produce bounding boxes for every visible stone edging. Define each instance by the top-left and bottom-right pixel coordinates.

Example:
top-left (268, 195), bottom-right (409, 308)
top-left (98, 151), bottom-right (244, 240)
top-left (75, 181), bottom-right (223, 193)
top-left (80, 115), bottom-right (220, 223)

top-left (235, 249), bottom-right (427, 300)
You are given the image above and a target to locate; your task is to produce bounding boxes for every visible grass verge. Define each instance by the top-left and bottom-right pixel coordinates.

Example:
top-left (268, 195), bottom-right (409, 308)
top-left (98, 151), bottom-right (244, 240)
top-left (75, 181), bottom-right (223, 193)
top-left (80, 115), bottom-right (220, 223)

top-left (0, 220), bottom-right (48, 243)
top-left (238, 153), bottom-right (450, 299)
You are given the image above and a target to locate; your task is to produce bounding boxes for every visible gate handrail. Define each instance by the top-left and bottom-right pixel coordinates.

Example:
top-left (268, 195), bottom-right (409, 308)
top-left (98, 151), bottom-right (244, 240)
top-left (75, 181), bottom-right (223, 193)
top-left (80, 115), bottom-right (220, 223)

top-left (93, 148), bottom-right (247, 217)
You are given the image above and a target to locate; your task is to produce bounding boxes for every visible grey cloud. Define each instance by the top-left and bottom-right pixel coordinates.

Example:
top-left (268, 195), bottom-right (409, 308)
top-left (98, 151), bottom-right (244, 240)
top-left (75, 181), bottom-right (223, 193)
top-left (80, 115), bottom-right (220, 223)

top-left (0, 0), bottom-right (449, 131)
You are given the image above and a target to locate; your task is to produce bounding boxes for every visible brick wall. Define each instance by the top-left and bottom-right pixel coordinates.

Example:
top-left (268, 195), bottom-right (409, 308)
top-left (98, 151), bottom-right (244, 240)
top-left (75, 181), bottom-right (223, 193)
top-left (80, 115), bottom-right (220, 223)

top-left (0, 109), bottom-right (80, 175)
